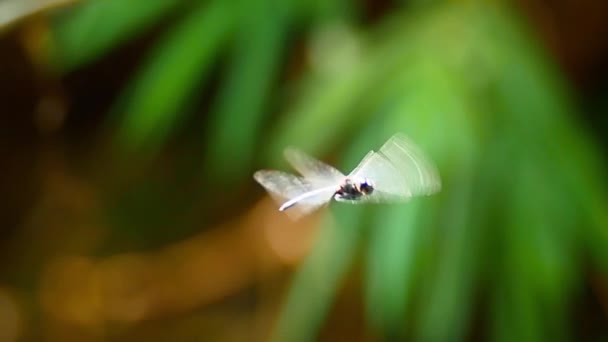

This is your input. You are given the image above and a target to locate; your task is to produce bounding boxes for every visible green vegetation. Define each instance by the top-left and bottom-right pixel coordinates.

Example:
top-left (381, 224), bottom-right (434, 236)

top-left (46, 0), bottom-right (608, 340)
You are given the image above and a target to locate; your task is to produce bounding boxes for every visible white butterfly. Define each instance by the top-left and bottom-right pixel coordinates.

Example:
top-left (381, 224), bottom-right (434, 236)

top-left (254, 133), bottom-right (441, 219)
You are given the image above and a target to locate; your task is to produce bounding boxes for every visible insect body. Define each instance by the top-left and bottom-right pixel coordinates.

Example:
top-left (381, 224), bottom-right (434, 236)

top-left (254, 133), bottom-right (441, 219)
top-left (335, 177), bottom-right (374, 201)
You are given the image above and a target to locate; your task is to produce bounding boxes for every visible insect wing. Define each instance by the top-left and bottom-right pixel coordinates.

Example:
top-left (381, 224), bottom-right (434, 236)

top-left (349, 133), bottom-right (441, 202)
top-left (284, 147), bottom-right (345, 188)
top-left (253, 170), bottom-right (335, 219)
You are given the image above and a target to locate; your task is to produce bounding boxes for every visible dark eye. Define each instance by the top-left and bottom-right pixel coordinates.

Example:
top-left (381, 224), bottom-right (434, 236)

top-left (360, 181), bottom-right (373, 194)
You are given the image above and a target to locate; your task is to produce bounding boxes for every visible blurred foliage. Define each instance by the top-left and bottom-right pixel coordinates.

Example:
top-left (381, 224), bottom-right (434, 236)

top-left (14, 0), bottom-right (606, 340)
top-left (49, 0), bottom-right (181, 70)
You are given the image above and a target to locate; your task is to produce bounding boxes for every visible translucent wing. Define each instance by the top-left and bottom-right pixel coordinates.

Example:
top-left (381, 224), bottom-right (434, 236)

top-left (253, 170), bottom-right (336, 219)
top-left (349, 133), bottom-right (441, 203)
top-left (283, 147), bottom-right (345, 188)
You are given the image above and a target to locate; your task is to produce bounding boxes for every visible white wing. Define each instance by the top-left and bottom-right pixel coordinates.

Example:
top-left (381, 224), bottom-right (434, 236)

top-left (349, 133), bottom-right (441, 203)
top-left (283, 147), bottom-right (345, 188)
top-left (253, 170), bottom-right (336, 219)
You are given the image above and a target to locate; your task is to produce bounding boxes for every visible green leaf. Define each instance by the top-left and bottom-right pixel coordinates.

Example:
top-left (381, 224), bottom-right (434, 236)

top-left (365, 202), bottom-right (422, 336)
top-left (113, 0), bottom-right (237, 153)
top-left (204, 0), bottom-right (290, 183)
top-left (50, 0), bottom-right (180, 71)
top-left (415, 163), bottom-right (480, 342)
top-left (271, 205), bottom-right (366, 342)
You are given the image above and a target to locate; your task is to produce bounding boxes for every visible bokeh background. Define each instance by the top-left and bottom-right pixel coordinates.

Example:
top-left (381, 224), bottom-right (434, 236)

top-left (1, 0), bottom-right (607, 341)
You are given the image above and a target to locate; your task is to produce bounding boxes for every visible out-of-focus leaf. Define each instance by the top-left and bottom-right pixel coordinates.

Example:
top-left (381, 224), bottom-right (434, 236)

top-left (264, 39), bottom-right (368, 162)
top-left (363, 50), bottom-right (480, 338)
top-left (271, 205), bottom-right (366, 342)
top-left (305, 0), bottom-right (357, 22)
top-left (113, 0), bottom-right (236, 153)
top-left (263, 20), bottom-right (417, 164)
top-left (502, 44), bottom-right (608, 274)
top-left (488, 3), bottom-right (608, 270)
top-left (49, 0), bottom-right (180, 71)
top-left (365, 202), bottom-right (422, 337)
top-left (263, 5), bottom-right (476, 165)
top-left (492, 161), bottom-right (552, 342)
top-left (519, 160), bottom-right (576, 342)
top-left (204, 0), bottom-right (289, 183)
top-left (492, 275), bottom-right (542, 342)
top-left (415, 164), bottom-right (479, 342)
